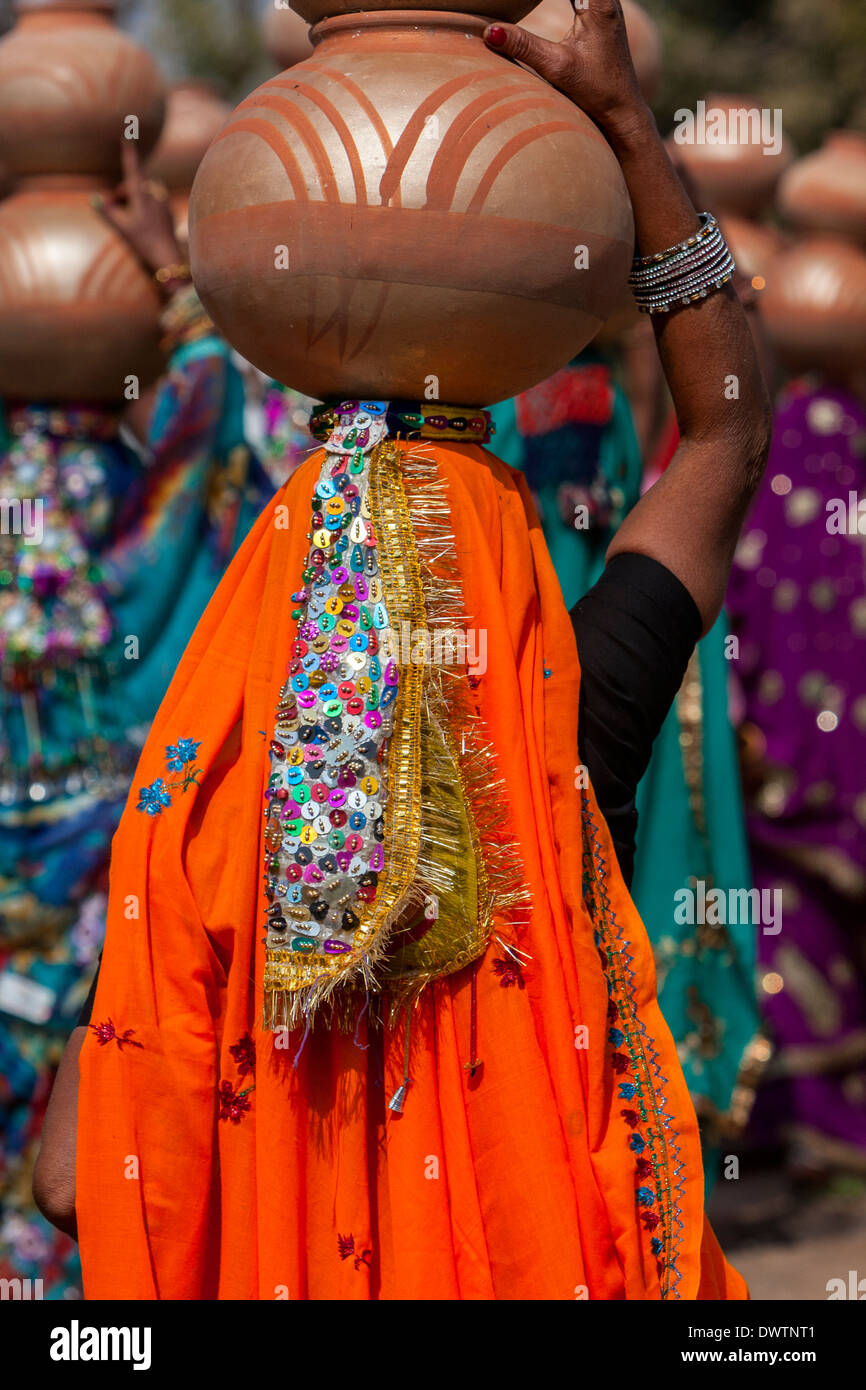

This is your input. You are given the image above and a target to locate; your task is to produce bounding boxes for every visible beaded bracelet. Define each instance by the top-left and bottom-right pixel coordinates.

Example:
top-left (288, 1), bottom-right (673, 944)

top-left (629, 212), bottom-right (736, 315)
top-left (632, 211), bottom-right (717, 268)
top-left (637, 246), bottom-right (734, 300)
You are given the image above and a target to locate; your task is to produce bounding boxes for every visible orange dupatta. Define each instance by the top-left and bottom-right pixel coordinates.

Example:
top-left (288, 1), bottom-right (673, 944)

top-left (76, 440), bottom-right (745, 1300)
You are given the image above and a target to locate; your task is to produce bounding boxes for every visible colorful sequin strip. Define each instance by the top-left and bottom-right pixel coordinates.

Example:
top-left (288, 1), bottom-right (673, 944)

top-left (310, 400), bottom-right (494, 446)
top-left (263, 402), bottom-right (426, 1019)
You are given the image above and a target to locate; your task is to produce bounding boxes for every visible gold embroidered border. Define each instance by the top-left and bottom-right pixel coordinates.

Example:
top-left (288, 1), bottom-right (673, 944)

top-left (384, 448), bottom-right (532, 1009)
top-left (263, 440), bottom-right (429, 1026)
top-left (264, 439), bottom-right (532, 1027)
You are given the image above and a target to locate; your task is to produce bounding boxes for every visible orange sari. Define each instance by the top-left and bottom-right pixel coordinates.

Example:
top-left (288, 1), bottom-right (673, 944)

top-left (76, 440), bottom-right (745, 1300)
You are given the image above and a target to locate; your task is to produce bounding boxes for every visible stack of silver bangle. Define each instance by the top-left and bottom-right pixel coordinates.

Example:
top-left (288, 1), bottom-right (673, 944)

top-left (628, 212), bottom-right (736, 315)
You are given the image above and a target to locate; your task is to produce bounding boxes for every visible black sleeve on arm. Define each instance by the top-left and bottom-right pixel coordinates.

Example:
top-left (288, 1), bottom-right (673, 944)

top-left (571, 551), bottom-right (703, 886)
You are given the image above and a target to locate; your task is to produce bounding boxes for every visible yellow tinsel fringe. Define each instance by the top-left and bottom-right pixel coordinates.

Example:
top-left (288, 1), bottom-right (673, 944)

top-left (263, 438), bottom-right (532, 1030)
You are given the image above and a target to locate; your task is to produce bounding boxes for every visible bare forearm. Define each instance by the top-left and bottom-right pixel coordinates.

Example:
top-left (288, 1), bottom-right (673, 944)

top-left (603, 108), bottom-right (772, 627)
top-left (606, 107), bottom-right (769, 449)
top-left (32, 1026), bottom-right (85, 1239)
top-left (485, 8), bottom-right (773, 629)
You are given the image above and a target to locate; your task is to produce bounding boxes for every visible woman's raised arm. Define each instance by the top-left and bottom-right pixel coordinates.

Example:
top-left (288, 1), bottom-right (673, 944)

top-left (485, 0), bottom-right (772, 631)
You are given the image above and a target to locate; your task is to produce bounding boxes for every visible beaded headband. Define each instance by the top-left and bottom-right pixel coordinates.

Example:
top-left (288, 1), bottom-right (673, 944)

top-left (311, 399), bottom-right (495, 445)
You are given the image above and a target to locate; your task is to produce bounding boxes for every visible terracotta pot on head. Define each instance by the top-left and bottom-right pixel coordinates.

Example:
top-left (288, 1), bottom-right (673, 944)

top-left (189, 1), bottom-right (634, 406)
top-left (524, 0), bottom-right (662, 103)
top-left (0, 0), bottom-right (166, 403)
top-left (758, 236), bottom-right (866, 379)
top-left (147, 81), bottom-right (231, 247)
top-left (670, 93), bottom-right (793, 219)
top-left (777, 131), bottom-right (866, 245)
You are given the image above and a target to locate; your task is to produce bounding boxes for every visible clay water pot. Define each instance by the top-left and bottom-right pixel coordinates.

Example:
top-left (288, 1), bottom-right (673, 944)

top-left (0, 1), bottom-right (165, 182)
top-left (777, 132), bottom-right (866, 244)
top-left (147, 82), bottom-right (231, 194)
top-left (670, 93), bottom-right (793, 219)
top-left (147, 81), bottom-right (231, 247)
top-left (189, 8), bottom-right (634, 405)
top-left (758, 236), bottom-right (866, 376)
top-left (0, 190), bottom-right (164, 402)
top-left (0, 1), bottom-right (166, 402)
top-left (524, 0), bottom-right (662, 102)
top-left (264, 5), bottom-right (315, 68)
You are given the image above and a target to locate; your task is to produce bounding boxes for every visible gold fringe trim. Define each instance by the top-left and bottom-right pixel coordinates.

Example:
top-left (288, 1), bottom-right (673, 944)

top-left (263, 439), bottom-right (532, 1030)
top-left (383, 446), bottom-right (532, 1015)
top-left (263, 438), bottom-right (429, 1029)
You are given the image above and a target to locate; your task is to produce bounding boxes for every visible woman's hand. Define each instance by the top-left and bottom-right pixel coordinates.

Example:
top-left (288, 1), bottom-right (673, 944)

top-left (93, 141), bottom-right (186, 294)
top-left (485, 0), bottom-right (647, 137)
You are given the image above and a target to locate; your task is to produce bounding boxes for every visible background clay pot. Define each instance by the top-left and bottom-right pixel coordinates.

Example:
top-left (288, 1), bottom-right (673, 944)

top-left (147, 82), bottom-right (231, 194)
top-left (0, 1), bottom-right (165, 402)
top-left (670, 93), bottom-right (793, 218)
top-left (758, 236), bottom-right (866, 376)
top-left (0, 191), bottom-right (164, 402)
top-left (147, 81), bottom-right (231, 247)
top-left (264, 5), bottom-right (314, 69)
top-left (0, 1), bottom-right (165, 181)
top-left (189, 9), bottom-right (634, 405)
top-left (525, 0), bottom-right (662, 102)
top-left (777, 132), bottom-right (866, 244)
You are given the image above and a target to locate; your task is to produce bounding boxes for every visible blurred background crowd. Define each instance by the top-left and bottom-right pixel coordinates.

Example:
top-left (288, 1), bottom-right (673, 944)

top-left (0, 0), bottom-right (864, 1300)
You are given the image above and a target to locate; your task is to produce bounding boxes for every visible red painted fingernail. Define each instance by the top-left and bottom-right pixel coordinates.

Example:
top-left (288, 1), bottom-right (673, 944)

top-left (486, 25), bottom-right (507, 46)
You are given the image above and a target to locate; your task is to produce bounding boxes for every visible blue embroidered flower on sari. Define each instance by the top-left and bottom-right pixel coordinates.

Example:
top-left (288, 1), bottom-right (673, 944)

top-left (636, 1186), bottom-right (655, 1207)
top-left (136, 738), bottom-right (203, 816)
top-left (165, 738), bottom-right (201, 771)
top-left (136, 779), bottom-right (172, 816)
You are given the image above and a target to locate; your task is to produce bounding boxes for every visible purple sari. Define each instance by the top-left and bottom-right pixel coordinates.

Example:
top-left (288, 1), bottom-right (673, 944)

top-left (727, 381), bottom-right (866, 1170)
